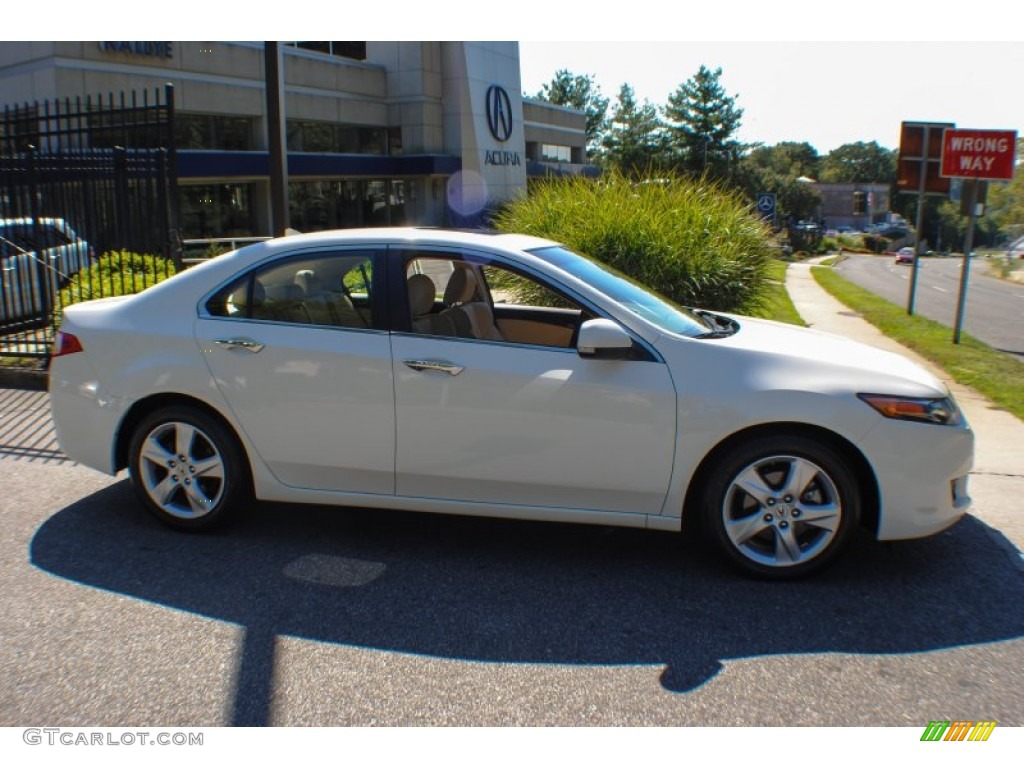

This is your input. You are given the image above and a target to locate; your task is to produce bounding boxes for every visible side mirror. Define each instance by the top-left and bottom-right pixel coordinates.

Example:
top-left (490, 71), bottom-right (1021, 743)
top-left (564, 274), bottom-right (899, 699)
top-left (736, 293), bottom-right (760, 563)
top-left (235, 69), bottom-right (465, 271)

top-left (577, 318), bottom-right (633, 360)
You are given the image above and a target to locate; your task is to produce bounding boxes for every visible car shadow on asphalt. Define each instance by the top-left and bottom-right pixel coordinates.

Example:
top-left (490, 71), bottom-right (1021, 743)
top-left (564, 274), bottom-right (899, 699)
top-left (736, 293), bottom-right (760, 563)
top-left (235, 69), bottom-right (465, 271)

top-left (28, 479), bottom-right (1024, 726)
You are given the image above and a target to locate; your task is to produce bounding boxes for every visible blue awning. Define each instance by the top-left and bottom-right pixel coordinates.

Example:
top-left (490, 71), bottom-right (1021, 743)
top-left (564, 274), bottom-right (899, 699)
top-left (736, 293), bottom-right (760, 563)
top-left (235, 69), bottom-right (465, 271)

top-left (177, 150), bottom-right (461, 180)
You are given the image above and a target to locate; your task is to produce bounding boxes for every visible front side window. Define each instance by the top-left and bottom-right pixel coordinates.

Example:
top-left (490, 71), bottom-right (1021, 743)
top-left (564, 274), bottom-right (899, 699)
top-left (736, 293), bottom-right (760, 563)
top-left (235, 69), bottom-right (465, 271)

top-left (403, 252), bottom-right (585, 348)
top-left (207, 250), bottom-right (375, 329)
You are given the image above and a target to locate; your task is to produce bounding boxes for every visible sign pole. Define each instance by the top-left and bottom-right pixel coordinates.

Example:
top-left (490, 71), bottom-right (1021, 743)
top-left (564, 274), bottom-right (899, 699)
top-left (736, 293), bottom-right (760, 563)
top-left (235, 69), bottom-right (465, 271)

top-left (952, 180), bottom-right (979, 345)
top-left (906, 125), bottom-right (929, 316)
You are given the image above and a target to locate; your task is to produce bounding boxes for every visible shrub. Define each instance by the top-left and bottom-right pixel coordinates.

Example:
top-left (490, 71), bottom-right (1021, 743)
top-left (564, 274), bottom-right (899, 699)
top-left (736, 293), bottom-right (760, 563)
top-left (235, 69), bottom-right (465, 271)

top-left (788, 226), bottom-right (823, 255)
top-left (58, 250), bottom-right (177, 311)
top-left (491, 171), bottom-right (774, 314)
top-left (862, 234), bottom-right (891, 254)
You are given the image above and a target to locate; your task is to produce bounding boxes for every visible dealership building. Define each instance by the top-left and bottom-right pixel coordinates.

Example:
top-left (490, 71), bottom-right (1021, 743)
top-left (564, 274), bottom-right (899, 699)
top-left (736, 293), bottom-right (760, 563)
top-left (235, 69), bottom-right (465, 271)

top-left (0, 42), bottom-right (593, 238)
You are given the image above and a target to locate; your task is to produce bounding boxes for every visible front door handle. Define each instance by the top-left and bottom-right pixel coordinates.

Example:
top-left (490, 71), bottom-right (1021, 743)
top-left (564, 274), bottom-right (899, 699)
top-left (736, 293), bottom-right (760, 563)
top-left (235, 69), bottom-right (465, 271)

top-left (403, 359), bottom-right (464, 376)
top-left (214, 338), bottom-right (265, 353)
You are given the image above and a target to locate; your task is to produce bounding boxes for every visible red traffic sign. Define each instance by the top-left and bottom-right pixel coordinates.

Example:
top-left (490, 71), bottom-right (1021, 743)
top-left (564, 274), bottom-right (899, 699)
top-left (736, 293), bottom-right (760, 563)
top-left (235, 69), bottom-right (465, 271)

top-left (941, 129), bottom-right (1018, 179)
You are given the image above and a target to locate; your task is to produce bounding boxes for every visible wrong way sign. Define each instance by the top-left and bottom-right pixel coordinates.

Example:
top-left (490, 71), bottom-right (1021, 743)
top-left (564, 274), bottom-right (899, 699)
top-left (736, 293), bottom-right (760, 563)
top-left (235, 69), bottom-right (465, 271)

top-left (941, 128), bottom-right (1017, 179)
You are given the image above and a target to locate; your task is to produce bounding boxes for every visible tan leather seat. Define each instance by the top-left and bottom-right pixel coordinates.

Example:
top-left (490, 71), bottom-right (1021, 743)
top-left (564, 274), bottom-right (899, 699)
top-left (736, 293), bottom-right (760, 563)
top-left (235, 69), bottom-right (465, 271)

top-left (408, 273), bottom-right (455, 336)
top-left (295, 268), bottom-right (363, 327)
top-left (442, 267), bottom-right (503, 341)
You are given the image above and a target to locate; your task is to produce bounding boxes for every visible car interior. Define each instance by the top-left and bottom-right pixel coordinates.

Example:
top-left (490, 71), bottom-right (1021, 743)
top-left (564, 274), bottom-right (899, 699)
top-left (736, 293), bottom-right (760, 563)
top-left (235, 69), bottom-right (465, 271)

top-left (405, 257), bottom-right (585, 348)
top-left (213, 254), bottom-right (373, 328)
top-left (208, 252), bottom-right (588, 349)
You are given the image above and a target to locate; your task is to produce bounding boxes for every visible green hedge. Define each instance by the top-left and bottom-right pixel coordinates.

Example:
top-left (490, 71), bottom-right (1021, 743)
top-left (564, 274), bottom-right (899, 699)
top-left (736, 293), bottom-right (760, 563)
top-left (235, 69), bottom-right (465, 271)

top-left (58, 250), bottom-right (177, 312)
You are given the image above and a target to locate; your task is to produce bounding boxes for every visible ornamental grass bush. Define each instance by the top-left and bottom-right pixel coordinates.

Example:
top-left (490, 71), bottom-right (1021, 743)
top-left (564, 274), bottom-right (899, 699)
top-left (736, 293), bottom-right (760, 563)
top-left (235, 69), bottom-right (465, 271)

top-left (492, 171), bottom-right (775, 314)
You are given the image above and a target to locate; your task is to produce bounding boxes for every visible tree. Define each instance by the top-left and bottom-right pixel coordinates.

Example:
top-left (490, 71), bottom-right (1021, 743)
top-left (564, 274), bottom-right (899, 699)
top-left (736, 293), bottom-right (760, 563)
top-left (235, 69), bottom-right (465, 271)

top-left (746, 141), bottom-right (820, 180)
top-left (986, 139), bottom-right (1024, 242)
top-left (600, 84), bottom-right (666, 176)
top-left (534, 70), bottom-right (609, 154)
top-left (663, 66), bottom-right (744, 179)
top-left (734, 162), bottom-right (823, 223)
top-left (819, 141), bottom-right (897, 183)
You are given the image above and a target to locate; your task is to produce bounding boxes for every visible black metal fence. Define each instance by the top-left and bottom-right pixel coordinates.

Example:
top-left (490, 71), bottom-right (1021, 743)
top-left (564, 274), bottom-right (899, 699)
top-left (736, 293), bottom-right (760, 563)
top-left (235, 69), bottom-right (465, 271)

top-left (0, 85), bottom-right (179, 361)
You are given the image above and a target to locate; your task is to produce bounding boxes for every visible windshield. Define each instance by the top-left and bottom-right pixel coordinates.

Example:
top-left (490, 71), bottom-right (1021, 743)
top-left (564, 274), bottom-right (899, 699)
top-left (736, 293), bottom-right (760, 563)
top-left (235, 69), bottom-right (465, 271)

top-left (527, 245), bottom-right (713, 338)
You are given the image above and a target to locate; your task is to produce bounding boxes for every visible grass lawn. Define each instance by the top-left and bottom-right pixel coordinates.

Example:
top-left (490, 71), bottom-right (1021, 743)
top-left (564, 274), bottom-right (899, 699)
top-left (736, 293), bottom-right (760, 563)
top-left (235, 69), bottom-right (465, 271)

top-left (812, 265), bottom-right (1024, 421)
top-left (746, 259), bottom-right (806, 326)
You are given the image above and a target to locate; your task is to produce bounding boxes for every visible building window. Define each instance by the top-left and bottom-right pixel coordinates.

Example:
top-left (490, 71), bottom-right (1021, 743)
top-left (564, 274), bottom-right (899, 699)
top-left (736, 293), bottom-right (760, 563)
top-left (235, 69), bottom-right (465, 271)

top-left (175, 114), bottom-right (254, 150)
top-left (0, 107), bottom-right (40, 156)
top-left (288, 179), bottom-right (409, 232)
top-left (540, 144), bottom-right (572, 163)
top-left (287, 42), bottom-right (367, 61)
top-left (286, 121), bottom-right (393, 155)
top-left (179, 183), bottom-right (254, 238)
top-left (87, 109), bottom-right (167, 149)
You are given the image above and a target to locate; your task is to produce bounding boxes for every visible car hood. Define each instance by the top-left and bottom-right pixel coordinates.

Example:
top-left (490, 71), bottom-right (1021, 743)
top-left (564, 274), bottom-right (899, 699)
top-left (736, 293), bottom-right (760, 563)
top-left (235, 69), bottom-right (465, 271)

top-left (696, 315), bottom-right (948, 397)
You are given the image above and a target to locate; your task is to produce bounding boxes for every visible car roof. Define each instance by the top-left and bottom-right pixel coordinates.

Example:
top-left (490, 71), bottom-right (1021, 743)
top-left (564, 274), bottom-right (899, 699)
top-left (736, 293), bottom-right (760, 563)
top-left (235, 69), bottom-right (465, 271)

top-left (244, 227), bottom-right (562, 257)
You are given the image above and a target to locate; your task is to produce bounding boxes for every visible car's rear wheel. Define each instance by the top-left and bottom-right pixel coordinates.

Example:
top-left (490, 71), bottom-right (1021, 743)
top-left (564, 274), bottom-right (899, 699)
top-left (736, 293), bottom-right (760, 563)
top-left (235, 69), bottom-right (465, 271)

top-left (703, 435), bottom-right (860, 579)
top-left (127, 405), bottom-right (248, 530)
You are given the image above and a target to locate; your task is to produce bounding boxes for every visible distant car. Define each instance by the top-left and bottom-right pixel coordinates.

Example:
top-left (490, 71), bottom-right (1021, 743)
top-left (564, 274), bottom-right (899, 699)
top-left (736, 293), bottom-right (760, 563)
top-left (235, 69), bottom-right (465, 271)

top-left (1006, 242), bottom-right (1024, 259)
top-left (895, 247), bottom-right (915, 265)
top-left (0, 217), bottom-right (94, 323)
top-left (49, 227), bottom-right (974, 580)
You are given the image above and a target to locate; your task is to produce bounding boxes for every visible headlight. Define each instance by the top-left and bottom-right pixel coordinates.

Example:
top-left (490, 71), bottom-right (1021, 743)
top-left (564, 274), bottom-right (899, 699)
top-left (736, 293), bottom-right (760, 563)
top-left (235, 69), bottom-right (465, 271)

top-left (858, 393), bottom-right (964, 426)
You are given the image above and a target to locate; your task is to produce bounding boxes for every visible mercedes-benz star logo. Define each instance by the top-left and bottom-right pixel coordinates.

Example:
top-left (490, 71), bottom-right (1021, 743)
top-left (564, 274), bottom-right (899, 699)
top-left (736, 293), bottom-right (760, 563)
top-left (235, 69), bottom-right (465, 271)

top-left (486, 85), bottom-right (513, 143)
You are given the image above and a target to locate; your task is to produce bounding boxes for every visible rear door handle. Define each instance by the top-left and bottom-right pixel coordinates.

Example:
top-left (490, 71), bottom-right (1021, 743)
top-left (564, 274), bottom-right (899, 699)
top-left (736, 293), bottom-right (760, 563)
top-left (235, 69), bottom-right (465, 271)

top-left (403, 359), bottom-right (464, 376)
top-left (214, 338), bottom-right (265, 353)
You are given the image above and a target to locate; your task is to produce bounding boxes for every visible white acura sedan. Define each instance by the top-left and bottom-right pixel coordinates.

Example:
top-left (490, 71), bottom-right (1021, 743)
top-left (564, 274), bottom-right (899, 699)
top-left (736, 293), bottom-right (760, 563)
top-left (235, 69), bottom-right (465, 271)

top-left (49, 228), bottom-right (973, 578)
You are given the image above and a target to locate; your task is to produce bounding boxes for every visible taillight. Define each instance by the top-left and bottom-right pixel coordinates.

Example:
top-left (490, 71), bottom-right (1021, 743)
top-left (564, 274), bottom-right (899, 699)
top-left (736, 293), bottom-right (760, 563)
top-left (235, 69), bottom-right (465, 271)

top-left (52, 331), bottom-right (83, 357)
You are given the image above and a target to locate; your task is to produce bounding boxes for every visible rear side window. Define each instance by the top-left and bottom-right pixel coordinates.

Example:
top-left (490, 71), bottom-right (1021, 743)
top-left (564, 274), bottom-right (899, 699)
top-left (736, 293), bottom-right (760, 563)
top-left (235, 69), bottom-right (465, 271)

top-left (206, 250), bottom-right (376, 329)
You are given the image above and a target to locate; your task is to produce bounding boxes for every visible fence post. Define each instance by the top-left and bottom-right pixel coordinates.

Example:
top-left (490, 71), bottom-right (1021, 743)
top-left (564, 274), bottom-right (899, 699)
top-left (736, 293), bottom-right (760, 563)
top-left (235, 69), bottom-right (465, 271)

top-left (164, 83), bottom-right (182, 271)
top-left (113, 146), bottom-right (129, 296)
top-left (25, 144), bottom-right (54, 321)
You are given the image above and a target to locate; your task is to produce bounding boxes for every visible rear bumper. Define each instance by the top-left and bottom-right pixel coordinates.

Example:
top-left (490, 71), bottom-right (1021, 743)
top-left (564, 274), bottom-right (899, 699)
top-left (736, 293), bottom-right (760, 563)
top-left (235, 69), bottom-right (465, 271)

top-left (49, 354), bottom-right (122, 475)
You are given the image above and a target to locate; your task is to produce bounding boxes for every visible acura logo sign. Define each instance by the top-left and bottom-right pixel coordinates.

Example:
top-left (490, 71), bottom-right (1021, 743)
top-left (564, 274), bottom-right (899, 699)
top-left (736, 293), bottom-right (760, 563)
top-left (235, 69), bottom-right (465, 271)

top-left (485, 85), bottom-right (513, 142)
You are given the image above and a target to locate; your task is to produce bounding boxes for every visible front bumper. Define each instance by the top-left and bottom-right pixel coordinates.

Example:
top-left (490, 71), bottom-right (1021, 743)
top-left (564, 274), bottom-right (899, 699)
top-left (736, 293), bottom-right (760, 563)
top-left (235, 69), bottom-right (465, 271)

top-left (858, 417), bottom-right (974, 540)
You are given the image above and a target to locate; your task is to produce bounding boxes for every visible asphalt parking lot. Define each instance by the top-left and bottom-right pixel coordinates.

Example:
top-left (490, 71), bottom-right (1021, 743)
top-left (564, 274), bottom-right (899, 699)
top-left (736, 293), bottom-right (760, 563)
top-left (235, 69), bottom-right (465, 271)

top-left (1, 393), bottom-right (1022, 727)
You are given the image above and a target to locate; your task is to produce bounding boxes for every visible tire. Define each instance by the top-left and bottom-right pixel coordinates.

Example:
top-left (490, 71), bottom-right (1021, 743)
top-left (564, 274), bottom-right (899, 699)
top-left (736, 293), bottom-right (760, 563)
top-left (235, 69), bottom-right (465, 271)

top-left (702, 434), bottom-right (861, 579)
top-left (127, 405), bottom-right (249, 530)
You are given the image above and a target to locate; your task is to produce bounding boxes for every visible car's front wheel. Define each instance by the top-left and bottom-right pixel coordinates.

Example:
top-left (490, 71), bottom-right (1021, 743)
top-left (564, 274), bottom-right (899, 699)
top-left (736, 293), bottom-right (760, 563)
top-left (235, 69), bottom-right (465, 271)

top-left (127, 405), bottom-right (248, 530)
top-left (703, 435), bottom-right (861, 579)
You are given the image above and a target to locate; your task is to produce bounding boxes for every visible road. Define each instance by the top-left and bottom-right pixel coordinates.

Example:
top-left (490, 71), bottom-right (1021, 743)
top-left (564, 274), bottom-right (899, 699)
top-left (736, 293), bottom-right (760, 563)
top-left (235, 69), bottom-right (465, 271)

top-left (833, 254), bottom-right (1024, 360)
top-left (0, 390), bottom-right (1022, 729)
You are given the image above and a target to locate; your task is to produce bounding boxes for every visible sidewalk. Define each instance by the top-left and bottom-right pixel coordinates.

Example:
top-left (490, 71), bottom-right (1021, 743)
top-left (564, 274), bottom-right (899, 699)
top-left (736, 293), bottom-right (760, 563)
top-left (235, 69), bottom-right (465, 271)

top-left (787, 261), bottom-right (1024, 556)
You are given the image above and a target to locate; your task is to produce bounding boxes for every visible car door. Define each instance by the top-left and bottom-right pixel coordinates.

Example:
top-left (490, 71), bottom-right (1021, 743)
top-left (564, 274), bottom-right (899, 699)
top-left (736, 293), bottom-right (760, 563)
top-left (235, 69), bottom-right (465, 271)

top-left (391, 248), bottom-right (677, 517)
top-left (195, 247), bottom-right (395, 495)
